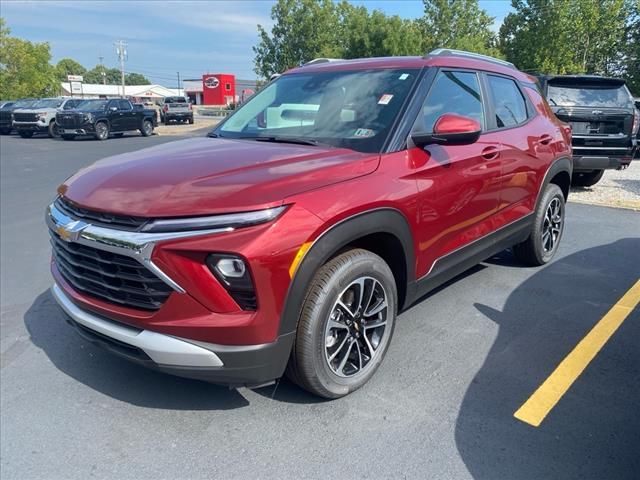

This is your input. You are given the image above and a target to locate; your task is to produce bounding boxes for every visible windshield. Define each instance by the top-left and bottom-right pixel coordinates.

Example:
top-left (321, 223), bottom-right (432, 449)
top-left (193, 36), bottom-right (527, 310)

top-left (75, 100), bottom-right (108, 111)
top-left (165, 97), bottom-right (187, 103)
top-left (216, 68), bottom-right (421, 153)
top-left (13, 99), bottom-right (37, 108)
top-left (547, 83), bottom-right (633, 108)
top-left (33, 98), bottom-right (63, 109)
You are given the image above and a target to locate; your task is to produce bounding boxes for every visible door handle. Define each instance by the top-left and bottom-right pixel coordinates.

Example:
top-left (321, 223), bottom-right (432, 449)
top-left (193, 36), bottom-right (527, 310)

top-left (539, 134), bottom-right (552, 145)
top-left (481, 146), bottom-right (500, 160)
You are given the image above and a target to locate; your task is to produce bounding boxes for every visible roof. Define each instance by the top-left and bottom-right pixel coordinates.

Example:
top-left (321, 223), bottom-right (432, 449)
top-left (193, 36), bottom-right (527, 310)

top-left (60, 83), bottom-right (183, 98)
top-left (285, 52), bottom-right (532, 83)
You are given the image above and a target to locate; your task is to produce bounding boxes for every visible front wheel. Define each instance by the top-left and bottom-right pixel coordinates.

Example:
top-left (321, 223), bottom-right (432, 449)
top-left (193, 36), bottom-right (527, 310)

top-left (48, 120), bottom-right (60, 138)
top-left (513, 183), bottom-right (565, 266)
top-left (287, 249), bottom-right (397, 398)
top-left (572, 170), bottom-right (604, 187)
top-left (94, 122), bottom-right (109, 140)
top-left (18, 130), bottom-right (33, 138)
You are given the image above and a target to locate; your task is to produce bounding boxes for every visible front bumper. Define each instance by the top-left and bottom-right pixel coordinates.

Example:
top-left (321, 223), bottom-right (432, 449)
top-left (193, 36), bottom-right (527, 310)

top-left (52, 283), bottom-right (294, 386)
top-left (14, 122), bottom-right (48, 132)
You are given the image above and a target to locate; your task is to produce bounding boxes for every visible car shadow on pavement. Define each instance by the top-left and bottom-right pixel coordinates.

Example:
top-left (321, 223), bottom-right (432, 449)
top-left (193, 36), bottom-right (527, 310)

top-left (456, 238), bottom-right (640, 480)
top-left (25, 290), bottom-right (250, 410)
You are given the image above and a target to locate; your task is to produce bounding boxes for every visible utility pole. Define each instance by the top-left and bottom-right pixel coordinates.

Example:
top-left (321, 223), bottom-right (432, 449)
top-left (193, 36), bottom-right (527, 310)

top-left (114, 40), bottom-right (128, 97)
top-left (177, 72), bottom-right (181, 94)
top-left (98, 55), bottom-right (106, 85)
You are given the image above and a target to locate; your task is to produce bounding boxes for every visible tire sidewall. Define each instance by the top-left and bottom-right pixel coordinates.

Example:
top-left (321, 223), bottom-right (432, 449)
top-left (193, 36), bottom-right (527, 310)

top-left (95, 122), bottom-right (108, 140)
top-left (142, 120), bottom-right (153, 136)
top-left (299, 252), bottom-right (397, 397)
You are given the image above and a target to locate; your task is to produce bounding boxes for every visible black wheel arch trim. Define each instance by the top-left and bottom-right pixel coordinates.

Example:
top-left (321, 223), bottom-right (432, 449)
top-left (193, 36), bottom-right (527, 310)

top-left (278, 208), bottom-right (415, 337)
top-left (536, 156), bottom-right (572, 208)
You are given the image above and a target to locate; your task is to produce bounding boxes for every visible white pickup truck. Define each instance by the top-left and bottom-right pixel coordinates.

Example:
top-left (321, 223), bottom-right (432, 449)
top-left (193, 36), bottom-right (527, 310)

top-left (159, 96), bottom-right (194, 125)
top-left (13, 97), bottom-right (84, 138)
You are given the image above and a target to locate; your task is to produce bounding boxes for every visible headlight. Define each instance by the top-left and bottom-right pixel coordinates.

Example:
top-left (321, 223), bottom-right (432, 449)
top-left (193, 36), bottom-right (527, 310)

top-left (140, 206), bottom-right (287, 233)
top-left (10, 113), bottom-right (14, 121)
top-left (39, 114), bottom-right (47, 122)
top-left (83, 113), bottom-right (94, 123)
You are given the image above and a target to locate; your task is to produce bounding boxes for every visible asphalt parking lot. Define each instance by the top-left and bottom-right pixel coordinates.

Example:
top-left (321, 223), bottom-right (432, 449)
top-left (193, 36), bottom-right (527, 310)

top-left (1, 134), bottom-right (639, 480)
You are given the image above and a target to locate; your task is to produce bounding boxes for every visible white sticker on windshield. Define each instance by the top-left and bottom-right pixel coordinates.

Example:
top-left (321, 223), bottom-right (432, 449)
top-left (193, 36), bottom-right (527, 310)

top-left (353, 128), bottom-right (375, 138)
top-left (399, 73), bottom-right (409, 80)
top-left (378, 94), bottom-right (394, 105)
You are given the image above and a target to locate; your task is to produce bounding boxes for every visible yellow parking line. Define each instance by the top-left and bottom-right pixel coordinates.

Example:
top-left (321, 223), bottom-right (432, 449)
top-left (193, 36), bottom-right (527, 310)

top-left (514, 279), bottom-right (640, 427)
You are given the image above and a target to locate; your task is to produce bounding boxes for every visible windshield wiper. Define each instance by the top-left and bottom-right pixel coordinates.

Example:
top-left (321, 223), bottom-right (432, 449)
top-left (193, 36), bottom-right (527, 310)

top-left (248, 136), bottom-right (319, 146)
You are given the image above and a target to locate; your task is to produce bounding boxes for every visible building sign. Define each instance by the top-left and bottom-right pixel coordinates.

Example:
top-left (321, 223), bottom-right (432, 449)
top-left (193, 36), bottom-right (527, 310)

top-left (67, 75), bottom-right (84, 82)
top-left (70, 82), bottom-right (83, 95)
top-left (204, 76), bottom-right (220, 89)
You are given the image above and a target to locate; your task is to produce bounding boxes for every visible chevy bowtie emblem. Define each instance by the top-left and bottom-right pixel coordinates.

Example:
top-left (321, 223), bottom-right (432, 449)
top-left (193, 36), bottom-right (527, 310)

top-left (56, 220), bottom-right (88, 242)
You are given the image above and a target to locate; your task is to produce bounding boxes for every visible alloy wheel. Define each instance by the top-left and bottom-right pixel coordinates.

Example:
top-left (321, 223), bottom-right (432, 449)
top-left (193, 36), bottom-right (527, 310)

top-left (542, 197), bottom-right (563, 253)
top-left (143, 120), bottom-right (153, 135)
top-left (324, 276), bottom-right (389, 377)
top-left (96, 123), bottom-right (108, 140)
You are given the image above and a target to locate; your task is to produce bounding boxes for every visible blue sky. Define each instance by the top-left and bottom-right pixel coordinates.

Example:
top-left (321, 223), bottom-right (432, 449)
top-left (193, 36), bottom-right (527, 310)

top-left (1, 0), bottom-right (513, 86)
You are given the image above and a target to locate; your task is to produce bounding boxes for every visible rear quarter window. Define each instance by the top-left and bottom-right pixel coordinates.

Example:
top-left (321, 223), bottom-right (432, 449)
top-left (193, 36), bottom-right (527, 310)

top-left (487, 75), bottom-right (528, 128)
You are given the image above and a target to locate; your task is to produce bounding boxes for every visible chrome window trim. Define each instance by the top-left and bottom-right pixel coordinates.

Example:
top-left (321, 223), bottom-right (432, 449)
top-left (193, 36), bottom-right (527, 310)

top-left (46, 202), bottom-right (232, 293)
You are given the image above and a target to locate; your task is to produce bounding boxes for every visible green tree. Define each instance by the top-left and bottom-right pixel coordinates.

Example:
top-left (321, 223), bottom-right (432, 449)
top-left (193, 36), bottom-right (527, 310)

top-left (0, 18), bottom-right (58, 99)
top-left (124, 72), bottom-right (151, 85)
top-left (499, 0), bottom-right (635, 75)
top-left (55, 58), bottom-right (86, 81)
top-left (83, 65), bottom-right (121, 84)
top-left (420, 0), bottom-right (501, 56)
top-left (253, 0), bottom-right (341, 79)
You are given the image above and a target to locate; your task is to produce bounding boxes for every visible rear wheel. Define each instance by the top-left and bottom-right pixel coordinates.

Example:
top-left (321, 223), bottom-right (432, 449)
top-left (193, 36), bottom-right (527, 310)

top-left (140, 119), bottom-right (154, 137)
top-left (48, 120), bottom-right (60, 138)
top-left (18, 130), bottom-right (33, 138)
top-left (572, 170), bottom-right (604, 187)
top-left (513, 183), bottom-right (565, 266)
top-left (287, 249), bottom-right (397, 398)
top-left (94, 121), bottom-right (109, 140)
top-left (61, 134), bottom-right (75, 141)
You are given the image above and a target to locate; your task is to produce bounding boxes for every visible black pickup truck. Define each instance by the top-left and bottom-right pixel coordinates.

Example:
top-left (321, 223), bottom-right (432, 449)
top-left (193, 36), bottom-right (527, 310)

top-left (538, 75), bottom-right (638, 186)
top-left (55, 98), bottom-right (157, 141)
top-left (0, 99), bottom-right (38, 135)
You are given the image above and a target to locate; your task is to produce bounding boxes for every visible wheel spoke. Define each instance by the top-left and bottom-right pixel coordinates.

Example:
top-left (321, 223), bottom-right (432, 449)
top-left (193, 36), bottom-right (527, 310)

top-left (336, 339), bottom-right (354, 374)
top-left (362, 279), bottom-right (376, 313)
top-left (363, 333), bottom-right (375, 357)
top-left (327, 318), bottom-right (348, 331)
top-left (328, 335), bottom-right (350, 362)
top-left (355, 341), bottom-right (363, 371)
top-left (337, 300), bottom-right (356, 320)
top-left (365, 299), bottom-right (387, 317)
top-left (365, 319), bottom-right (387, 329)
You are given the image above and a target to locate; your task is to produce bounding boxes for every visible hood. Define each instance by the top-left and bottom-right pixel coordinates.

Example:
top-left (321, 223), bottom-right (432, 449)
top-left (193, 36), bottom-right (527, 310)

top-left (60, 137), bottom-right (378, 217)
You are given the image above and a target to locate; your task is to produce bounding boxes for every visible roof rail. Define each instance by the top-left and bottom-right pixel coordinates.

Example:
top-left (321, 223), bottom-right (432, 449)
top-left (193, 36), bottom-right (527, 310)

top-left (426, 48), bottom-right (515, 68)
top-left (302, 58), bottom-right (344, 66)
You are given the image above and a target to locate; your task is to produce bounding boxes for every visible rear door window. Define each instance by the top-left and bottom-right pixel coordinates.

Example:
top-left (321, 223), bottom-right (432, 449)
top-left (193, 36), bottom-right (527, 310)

top-left (418, 71), bottom-right (484, 132)
top-left (486, 75), bottom-right (528, 128)
top-left (118, 100), bottom-right (132, 110)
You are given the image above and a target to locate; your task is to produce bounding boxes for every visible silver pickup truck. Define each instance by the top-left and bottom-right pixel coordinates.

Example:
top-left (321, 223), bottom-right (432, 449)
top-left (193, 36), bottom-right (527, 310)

top-left (159, 96), bottom-right (194, 125)
top-left (13, 97), bottom-right (84, 138)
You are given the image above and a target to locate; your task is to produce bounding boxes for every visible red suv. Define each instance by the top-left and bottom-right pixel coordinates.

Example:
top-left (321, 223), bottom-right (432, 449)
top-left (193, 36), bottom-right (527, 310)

top-left (47, 50), bottom-right (572, 398)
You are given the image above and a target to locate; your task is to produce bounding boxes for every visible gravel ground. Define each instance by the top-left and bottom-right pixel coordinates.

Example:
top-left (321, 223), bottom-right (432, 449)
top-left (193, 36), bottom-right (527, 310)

top-left (569, 160), bottom-right (640, 210)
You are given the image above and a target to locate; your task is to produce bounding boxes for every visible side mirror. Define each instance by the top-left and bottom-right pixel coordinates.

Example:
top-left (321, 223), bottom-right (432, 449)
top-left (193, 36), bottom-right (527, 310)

top-left (411, 113), bottom-right (481, 147)
top-left (109, 106), bottom-right (118, 112)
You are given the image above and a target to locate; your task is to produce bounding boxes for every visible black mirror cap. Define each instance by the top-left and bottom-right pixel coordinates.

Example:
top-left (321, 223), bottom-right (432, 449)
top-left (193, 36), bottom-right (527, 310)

top-left (411, 129), bottom-right (481, 147)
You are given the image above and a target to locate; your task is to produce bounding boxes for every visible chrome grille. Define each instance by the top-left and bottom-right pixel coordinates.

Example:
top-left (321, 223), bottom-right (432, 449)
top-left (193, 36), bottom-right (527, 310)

top-left (50, 231), bottom-right (172, 310)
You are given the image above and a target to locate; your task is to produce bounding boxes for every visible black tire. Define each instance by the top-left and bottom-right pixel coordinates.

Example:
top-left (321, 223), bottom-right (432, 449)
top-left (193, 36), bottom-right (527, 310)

top-left (94, 121), bottom-right (109, 140)
top-left (188, 116), bottom-right (194, 124)
top-left (287, 249), bottom-right (397, 399)
top-left (572, 170), bottom-right (604, 187)
top-left (48, 120), bottom-right (60, 138)
top-left (140, 119), bottom-right (154, 137)
top-left (0, 127), bottom-right (11, 135)
top-left (61, 134), bottom-right (75, 141)
top-left (513, 183), bottom-right (565, 266)
top-left (18, 130), bottom-right (33, 138)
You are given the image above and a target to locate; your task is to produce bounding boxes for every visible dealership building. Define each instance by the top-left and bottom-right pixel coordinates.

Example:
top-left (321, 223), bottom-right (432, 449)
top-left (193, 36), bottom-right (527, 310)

top-left (182, 74), bottom-right (258, 106)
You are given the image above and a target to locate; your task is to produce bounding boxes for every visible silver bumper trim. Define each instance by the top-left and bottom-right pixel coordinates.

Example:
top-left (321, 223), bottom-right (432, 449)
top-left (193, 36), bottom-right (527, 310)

top-left (52, 283), bottom-right (224, 367)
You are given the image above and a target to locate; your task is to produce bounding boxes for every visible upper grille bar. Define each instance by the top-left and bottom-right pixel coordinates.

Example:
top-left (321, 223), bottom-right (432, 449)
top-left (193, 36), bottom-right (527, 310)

top-left (55, 197), bottom-right (148, 231)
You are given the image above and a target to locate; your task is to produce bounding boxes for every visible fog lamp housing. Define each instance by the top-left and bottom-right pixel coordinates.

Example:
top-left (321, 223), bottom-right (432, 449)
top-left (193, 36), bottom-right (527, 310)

top-left (206, 254), bottom-right (257, 310)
